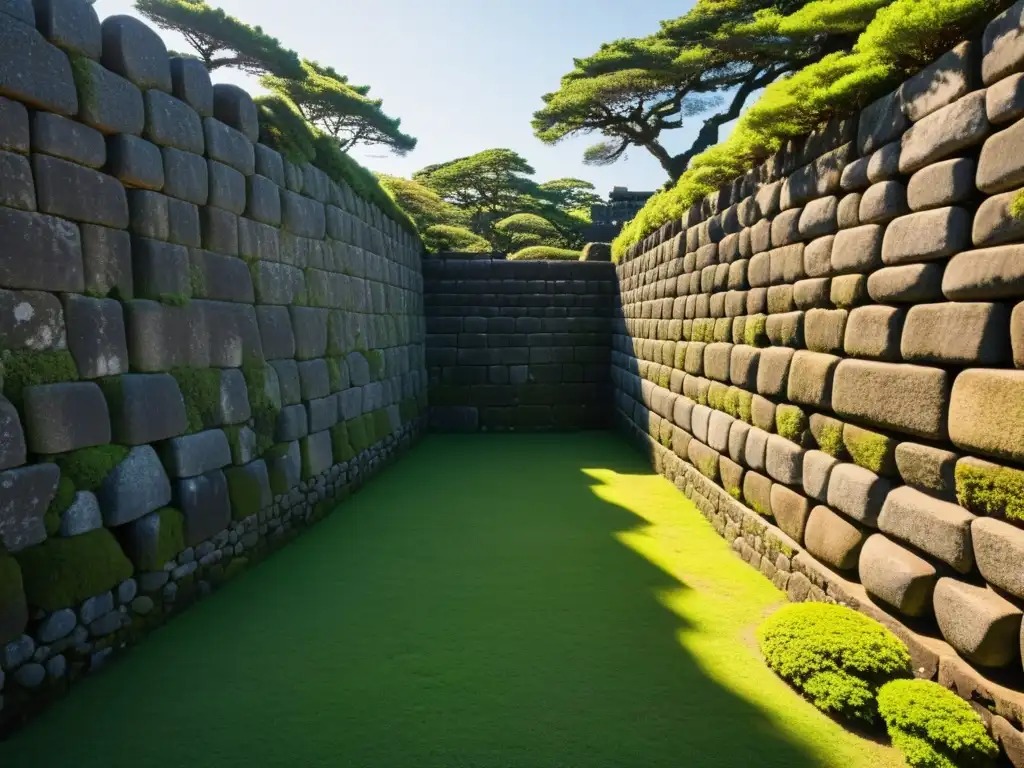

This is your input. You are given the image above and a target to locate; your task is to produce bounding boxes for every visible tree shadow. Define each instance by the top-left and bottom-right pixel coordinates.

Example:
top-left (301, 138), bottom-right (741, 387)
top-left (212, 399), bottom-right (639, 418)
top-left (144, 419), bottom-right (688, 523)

top-left (2, 433), bottom-right (857, 768)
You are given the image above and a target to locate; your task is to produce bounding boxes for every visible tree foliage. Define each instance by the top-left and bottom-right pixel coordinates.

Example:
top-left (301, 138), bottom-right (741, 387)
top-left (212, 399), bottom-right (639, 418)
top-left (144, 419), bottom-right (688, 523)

top-left (613, 0), bottom-right (1008, 259)
top-left (134, 0), bottom-right (303, 77)
top-left (492, 213), bottom-right (566, 251)
top-left (533, 0), bottom-right (897, 182)
top-left (422, 225), bottom-right (492, 254)
top-left (262, 61), bottom-right (416, 155)
top-left (376, 175), bottom-right (469, 231)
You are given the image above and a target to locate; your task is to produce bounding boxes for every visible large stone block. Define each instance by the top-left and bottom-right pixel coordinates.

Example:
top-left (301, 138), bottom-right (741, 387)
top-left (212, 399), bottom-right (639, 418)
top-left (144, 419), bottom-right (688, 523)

top-left (787, 350), bottom-right (838, 409)
top-left (973, 517), bottom-right (1024, 600)
top-left (858, 91), bottom-right (908, 156)
top-left (973, 189), bottom-right (1024, 249)
top-left (907, 158), bottom-right (975, 212)
top-left (132, 237), bottom-right (189, 302)
top-left (771, 484), bottom-right (811, 543)
top-left (881, 207), bottom-right (970, 265)
top-left (901, 302), bottom-right (1010, 365)
top-left (101, 15), bottom-right (171, 92)
top-left (31, 111), bottom-right (104, 168)
top-left (106, 133), bottom-right (163, 191)
top-left (22, 382), bottom-right (109, 453)
top-left (98, 444), bottom-right (171, 526)
top-left (238, 217), bottom-right (279, 262)
top-left (867, 263), bottom-right (944, 304)
top-left (895, 443), bottom-right (958, 500)
top-left (0, 12), bottom-right (77, 115)
top-left (802, 450), bottom-right (838, 503)
top-left (105, 372), bottom-right (186, 445)
top-left (831, 224), bottom-right (883, 274)
top-left (123, 299), bottom-right (191, 371)
top-left (254, 144), bottom-right (284, 187)
top-left (899, 41), bottom-right (979, 122)
top-left (977, 119), bottom-right (1024, 194)
top-left (859, 534), bottom-right (937, 617)
top-left (832, 360), bottom-right (948, 440)
top-left (127, 189), bottom-right (169, 240)
top-left (804, 504), bottom-right (866, 571)
top-left (0, 395), bottom-right (25, 471)
top-left (0, 288), bottom-right (63, 351)
top-left (943, 245), bottom-right (1024, 300)
top-left (212, 83), bottom-right (258, 143)
top-left (161, 146), bottom-right (207, 205)
top-left (275, 404), bottom-right (308, 442)
top-left (216, 368), bottom-right (250, 426)
top-left (827, 463), bottom-right (890, 527)
top-left (281, 189), bottom-right (327, 240)
top-left (33, 154), bottom-right (128, 227)
top-left (291, 306), bottom-right (328, 360)
top-left (899, 91), bottom-right (989, 174)
top-left (63, 294), bottom-right (128, 378)
top-left (245, 174), bottom-right (281, 226)
top-left (0, 148), bottom-right (34, 211)
top-left (729, 345), bottom-right (758, 389)
top-left (742, 470), bottom-right (772, 516)
top-left (207, 159), bottom-right (245, 214)
top-left (174, 469), bottom-right (231, 547)
top-left (73, 56), bottom-right (144, 136)
top-left (804, 308), bottom-right (847, 355)
top-left (270, 359), bottom-right (300, 406)
top-left (158, 429), bottom-right (231, 479)
top-left (188, 249), bottom-right (254, 304)
top-left (169, 56), bottom-right (212, 117)
top-left (80, 223), bottom-right (130, 299)
top-left (755, 346), bottom-right (793, 398)
top-left (256, 306), bottom-right (295, 361)
top-left (934, 578), bottom-right (1021, 667)
top-left (203, 117), bottom-right (254, 176)
top-left (300, 430), bottom-right (333, 479)
top-left (225, 460), bottom-right (271, 520)
top-left (843, 306), bottom-right (903, 361)
top-left (0, 96), bottom-right (28, 154)
top-left (983, 0), bottom-right (1024, 84)
top-left (766, 435), bottom-right (804, 485)
top-left (987, 71), bottom-right (1024, 124)
top-left (0, 463), bottom-right (58, 552)
top-left (118, 507), bottom-right (181, 571)
top-left (200, 206), bottom-right (238, 255)
top-left (266, 440), bottom-right (300, 495)
top-left (859, 180), bottom-right (907, 225)
top-left (878, 486), bottom-right (975, 573)
top-left (949, 369), bottom-right (1024, 464)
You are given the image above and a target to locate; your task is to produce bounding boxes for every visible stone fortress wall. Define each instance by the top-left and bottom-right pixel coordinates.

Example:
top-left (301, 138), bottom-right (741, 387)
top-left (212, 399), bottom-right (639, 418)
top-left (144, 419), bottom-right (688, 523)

top-left (423, 257), bottom-right (615, 432)
top-left (0, 0), bottom-right (427, 730)
top-left (611, 2), bottom-right (1024, 761)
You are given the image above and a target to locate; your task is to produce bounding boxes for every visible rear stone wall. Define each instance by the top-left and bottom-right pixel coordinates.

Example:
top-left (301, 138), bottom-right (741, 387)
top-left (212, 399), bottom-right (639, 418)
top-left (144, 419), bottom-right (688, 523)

top-left (423, 257), bottom-right (615, 431)
top-left (613, 5), bottom-right (1024, 763)
top-left (0, 0), bottom-right (426, 731)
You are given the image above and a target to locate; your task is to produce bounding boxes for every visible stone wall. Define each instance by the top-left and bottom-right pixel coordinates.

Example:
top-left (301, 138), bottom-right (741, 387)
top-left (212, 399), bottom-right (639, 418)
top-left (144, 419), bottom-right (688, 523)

top-left (0, 0), bottom-right (427, 731)
top-left (424, 257), bottom-right (615, 431)
top-left (612, 4), bottom-right (1024, 760)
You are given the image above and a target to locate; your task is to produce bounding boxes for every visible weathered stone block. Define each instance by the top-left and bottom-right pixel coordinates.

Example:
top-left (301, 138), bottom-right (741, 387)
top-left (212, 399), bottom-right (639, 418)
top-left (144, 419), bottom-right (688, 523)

top-left (793, 278), bottom-right (830, 310)
top-left (161, 146), bottom-right (207, 205)
top-left (836, 195), bottom-right (860, 230)
top-left (0, 96), bottom-right (28, 154)
top-left (291, 307), bottom-right (328, 360)
top-left (771, 484), bottom-right (811, 543)
top-left (132, 237), bottom-right (189, 302)
top-left (275, 404), bottom-right (308, 442)
top-left (169, 56), bottom-right (212, 117)
top-left (859, 181), bottom-right (907, 225)
top-left (756, 346), bottom-right (793, 398)
top-left (750, 395), bottom-right (776, 433)
top-left (269, 359), bottom-right (300, 406)
top-left (266, 440), bottom-right (300, 495)
top-left (765, 312), bottom-right (803, 348)
top-left (743, 470), bottom-right (772, 516)
top-left (158, 429), bottom-right (231, 479)
top-left (0, 463), bottom-right (58, 552)
top-left (902, 302), bottom-right (1010, 365)
top-left (301, 430), bottom-right (333, 479)
top-left (23, 382), bottom-right (109, 453)
top-left (200, 206), bottom-right (238, 255)
top-left (934, 578), bottom-right (1021, 667)
top-left (766, 435), bottom-right (804, 485)
top-left (899, 41), bottom-right (979, 122)
top-left (33, 154), bottom-right (128, 227)
top-left (833, 360), bottom-right (948, 440)
top-left (215, 368), bottom-right (250, 426)
top-left (188, 249), bottom-right (253, 303)
top-left (122, 299), bottom-right (190, 371)
top-left (127, 189), bottom-right (169, 240)
top-left (63, 294), bottom-right (128, 378)
top-left (894, 443), bottom-right (957, 499)
top-left (943, 245), bottom-right (1024, 300)
top-left (907, 158), bottom-right (974, 211)
top-left (0, 150), bottom-right (33, 214)
top-left (207, 159), bottom-right (245, 214)
top-left (802, 450), bottom-right (838, 504)
top-left (245, 174), bottom-right (281, 226)
top-left (98, 444), bottom-right (170, 526)
top-left (106, 133), bottom-right (163, 190)
top-left (831, 224), bottom-right (883, 274)
top-left (804, 504), bottom-right (866, 570)
top-left (256, 306), bottom-right (294, 361)
top-left (858, 90), bottom-right (908, 156)
top-left (867, 263), bottom-right (944, 304)
top-left (225, 460), bottom-right (271, 520)
top-left (787, 351), bottom-right (838, 409)
top-left (212, 83), bottom-right (258, 143)
top-left (878, 486), bottom-right (975, 573)
top-left (798, 196), bottom-right (837, 238)
top-left (174, 469), bottom-right (231, 547)
top-left (101, 15), bottom-right (171, 92)
top-left (983, 0), bottom-right (1024, 85)
top-left (307, 396), bottom-right (338, 433)
top-left (949, 369), bottom-right (1024, 464)
top-left (803, 308), bottom-right (846, 355)
top-left (987, 71), bottom-right (1024, 124)
top-left (899, 91), bottom-right (989, 174)
top-left (882, 207), bottom-right (970, 265)
top-left (0, 13), bottom-right (77, 115)
top-left (254, 144), bottom-right (284, 187)
top-left (859, 534), bottom-right (937, 617)
top-left (104, 372), bottom-right (186, 445)
top-left (0, 288), bottom-right (63, 351)
top-left (203, 117), bottom-right (254, 176)
top-left (31, 111), bottom-right (104, 168)
top-left (827, 463), bottom-right (890, 527)
top-left (973, 517), bottom-right (1024, 600)
top-left (843, 306), bottom-right (903, 361)
top-left (73, 56), bottom-right (144, 136)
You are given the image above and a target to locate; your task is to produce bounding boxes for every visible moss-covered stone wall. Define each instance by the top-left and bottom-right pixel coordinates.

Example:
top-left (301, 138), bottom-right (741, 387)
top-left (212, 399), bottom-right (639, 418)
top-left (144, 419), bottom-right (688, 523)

top-left (0, 1), bottom-right (426, 732)
top-left (612, 5), bottom-right (1024, 763)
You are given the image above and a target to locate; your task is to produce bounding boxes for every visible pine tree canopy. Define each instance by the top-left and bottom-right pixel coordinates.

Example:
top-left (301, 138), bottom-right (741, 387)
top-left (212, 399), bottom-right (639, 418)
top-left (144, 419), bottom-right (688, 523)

top-left (376, 175), bottom-right (469, 231)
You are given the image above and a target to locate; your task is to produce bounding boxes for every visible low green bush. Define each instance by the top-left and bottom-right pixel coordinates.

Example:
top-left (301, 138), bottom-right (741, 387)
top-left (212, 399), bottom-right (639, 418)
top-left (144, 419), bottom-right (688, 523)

top-left (423, 225), bottom-right (492, 253)
top-left (877, 679), bottom-right (998, 768)
top-left (758, 602), bottom-right (912, 722)
top-left (509, 246), bottom-right (582, 261)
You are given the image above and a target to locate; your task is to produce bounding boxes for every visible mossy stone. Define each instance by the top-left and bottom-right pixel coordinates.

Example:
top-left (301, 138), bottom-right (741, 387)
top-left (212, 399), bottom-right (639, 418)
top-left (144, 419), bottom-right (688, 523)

top-left (744, 314), bottom-right (768, 347)
top-left (45, 474), bottom-right (76, 536)
top-left (48, 445), bottom-right (130, 491)
top-left (2, 349), bottom-right (78, 406)
top-left (225, 467), bottom-right (264, 522)
top-left (348, 417), bottom-right (369, 453)
top-left (15, 528), bottom-right (133, 611)
top-left (330, 422), bottom-right (355, 462)
top-left (130, 507), bottom-right (185, 572)
top-left (843, 424), bottom-right (898, 475)
top-left (171, 368), bottom-right (221, 434)
top-left (776, 404), bottom-right (808, 442)
top-left (810, 414), bottom-right (847, 459)
top-left (956, 458), bottom-right (1024, 522)
top-left (241, 357), bottom-right (281, 455)
top-left (0, 551), bottom-right (24, 608)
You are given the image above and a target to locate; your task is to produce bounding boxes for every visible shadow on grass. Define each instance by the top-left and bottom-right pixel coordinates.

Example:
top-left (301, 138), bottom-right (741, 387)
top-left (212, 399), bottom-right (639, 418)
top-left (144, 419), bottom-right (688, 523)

top-left (2, 432), bottom-right (831, 768)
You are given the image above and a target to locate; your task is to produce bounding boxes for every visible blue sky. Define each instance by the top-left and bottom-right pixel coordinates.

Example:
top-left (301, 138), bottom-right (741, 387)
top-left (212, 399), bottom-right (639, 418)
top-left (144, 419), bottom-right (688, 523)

top-left (94, 0), bottom-right (711, 198)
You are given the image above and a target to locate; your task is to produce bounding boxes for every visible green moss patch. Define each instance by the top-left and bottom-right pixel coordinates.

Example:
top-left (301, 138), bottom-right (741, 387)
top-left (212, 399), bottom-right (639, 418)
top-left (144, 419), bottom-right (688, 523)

top-left (226, 467), bottom-right (264, 522)
top-left (48, 445), bottom-right (130, 491)
top-left (365, 350), bottom-right (385, 381)
top-left (956, 460), bottom-right (1024, 522)
top-left (16, 528), bottom-right (133, 611)
top-left (736, 390), bottom-right (753, 424)
top-left (371, 410), bottom-right (390, 444)
top-left (812, 416), bottom-right (846, 458)
top-left (45, 474), bottom-right (76, 536)
top-left (743, 315), bottom-right (767, 347)
top-left (775, 405), bottom-right (807, 442)
top-left (0, 551), bottom-right (24, 607)
top-left (171, 368), bottom-right (221, 434)
top-left (348, 417), bottom-right (369, 453)
top-left (241, 358), bottom-right (281, 456)
top-left (331, 423), bottom-right (355, 462)
top-left (843, 425), bottom-right (896, 475)
top-left (2, 349), bottom-right (79, 406)
top-left (133, 507), bottom-right (185, 572)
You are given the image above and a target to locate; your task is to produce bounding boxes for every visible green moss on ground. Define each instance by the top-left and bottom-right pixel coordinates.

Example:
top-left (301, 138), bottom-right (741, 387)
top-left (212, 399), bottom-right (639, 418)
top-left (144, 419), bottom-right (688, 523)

top-left (877, 679), bottom-right (998, 768)
top-left (48, 445), bottom-right (130, 491)
top-left (2, 349), bottom-right (79, 405)
top-left (16, 528), bottom-right (133, 611)
top-left (45, 474), bottom-right (76, 536)
top-left (776, 405), bottom-right (808, 442)
top-left (134, 507), bottom-right (185, 572)
top-left (744, 315), bottom-right (768, 347)
top-left (956, 461), bottom-right (1024, 521)
top-left (241, 358), bottom-right (281, 455)
top-left (172, 368), bottom-right (221, 434)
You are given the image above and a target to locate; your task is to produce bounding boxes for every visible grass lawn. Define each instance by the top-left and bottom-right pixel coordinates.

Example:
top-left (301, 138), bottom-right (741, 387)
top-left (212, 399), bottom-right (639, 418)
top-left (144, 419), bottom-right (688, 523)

top-left (1, 433), bottom-right (901, 767)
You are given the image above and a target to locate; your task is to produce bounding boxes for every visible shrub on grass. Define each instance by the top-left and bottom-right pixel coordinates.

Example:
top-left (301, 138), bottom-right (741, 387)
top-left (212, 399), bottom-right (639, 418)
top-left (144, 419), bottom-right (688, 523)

top-left (508, 246), bottom-right (582, 261)
top-left (877, 679), bottom-right (998, 768)
top-left (758, 602), bottom-right (912, 722)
